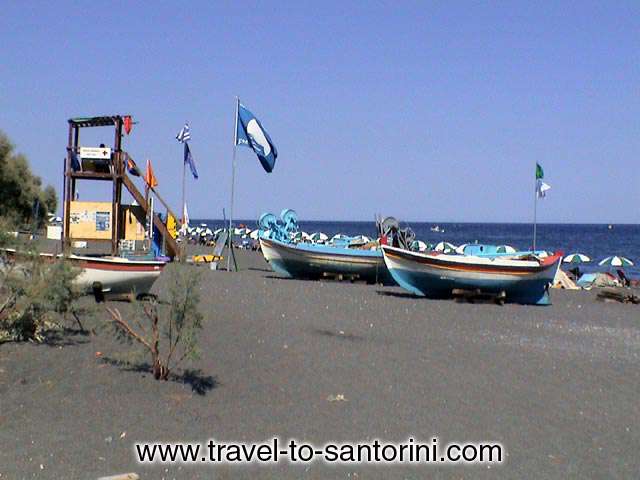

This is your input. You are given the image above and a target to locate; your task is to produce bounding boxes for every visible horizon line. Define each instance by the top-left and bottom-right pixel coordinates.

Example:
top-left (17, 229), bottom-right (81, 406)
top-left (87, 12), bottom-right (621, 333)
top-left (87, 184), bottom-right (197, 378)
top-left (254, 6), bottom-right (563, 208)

top-left (190, 218), bottom-right (638, 226)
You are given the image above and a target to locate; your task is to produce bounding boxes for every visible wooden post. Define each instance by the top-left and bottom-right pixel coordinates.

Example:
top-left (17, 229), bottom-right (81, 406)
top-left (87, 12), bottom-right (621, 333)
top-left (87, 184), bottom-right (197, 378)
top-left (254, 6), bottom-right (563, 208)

top-left (111, 116), bottom-right (123, 256)
top-left (63, 122), bottom-right (73, 254)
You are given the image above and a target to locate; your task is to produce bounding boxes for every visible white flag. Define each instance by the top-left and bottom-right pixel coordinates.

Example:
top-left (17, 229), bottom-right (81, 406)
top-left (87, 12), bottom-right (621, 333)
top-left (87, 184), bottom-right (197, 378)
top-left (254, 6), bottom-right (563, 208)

top-left (537, 179), bottom-right (551, 198)
top-left (180, 203), bottom-right (189, 235)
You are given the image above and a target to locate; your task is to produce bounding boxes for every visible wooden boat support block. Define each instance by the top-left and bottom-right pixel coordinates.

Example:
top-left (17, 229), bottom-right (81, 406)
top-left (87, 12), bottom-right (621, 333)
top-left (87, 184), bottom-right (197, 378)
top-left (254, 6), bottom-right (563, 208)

top-left (97, 474), bottom-right (140, 480)
top-left (597, 288), bottom-right (640, 304)
top-left (322, 271), bottom-right (361, 282)
top-left (452, 288), bottom-right (507, 305)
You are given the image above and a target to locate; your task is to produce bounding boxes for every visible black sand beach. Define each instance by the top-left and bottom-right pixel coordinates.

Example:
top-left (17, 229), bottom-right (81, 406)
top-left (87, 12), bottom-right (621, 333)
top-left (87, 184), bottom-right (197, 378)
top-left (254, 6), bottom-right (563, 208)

top-left (1, 249), bottom-right (639, 479)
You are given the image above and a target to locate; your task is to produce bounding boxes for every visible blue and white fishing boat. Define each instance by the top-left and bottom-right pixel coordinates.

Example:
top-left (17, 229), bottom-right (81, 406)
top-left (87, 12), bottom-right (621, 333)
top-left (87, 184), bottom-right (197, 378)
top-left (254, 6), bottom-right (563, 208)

top-left (257, 210), bottom-right (402, 284)
top-left (260, 237), bottom-right (392, 284)
top-left (382, 245), bottom-right (562, 305)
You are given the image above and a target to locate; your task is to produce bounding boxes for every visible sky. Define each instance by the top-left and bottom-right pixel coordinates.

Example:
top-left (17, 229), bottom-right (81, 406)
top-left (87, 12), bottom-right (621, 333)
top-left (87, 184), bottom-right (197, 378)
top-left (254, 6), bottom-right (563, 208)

top-left (1, 1), bottom-right (638, 223)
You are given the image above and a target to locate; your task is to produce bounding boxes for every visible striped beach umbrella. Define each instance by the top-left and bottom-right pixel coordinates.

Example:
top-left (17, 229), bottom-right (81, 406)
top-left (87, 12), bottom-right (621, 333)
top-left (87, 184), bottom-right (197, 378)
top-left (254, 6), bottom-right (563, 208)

top-left (412, 240), bottom-right (430, 252)
top-left (311, 232), bottom-right (329, 243)
top-left (563, 253), bottom-right (591, 264)
top-left (434, 241), bottom-right (457, 253)
top-left (598, 256), bottom-right (634, 268)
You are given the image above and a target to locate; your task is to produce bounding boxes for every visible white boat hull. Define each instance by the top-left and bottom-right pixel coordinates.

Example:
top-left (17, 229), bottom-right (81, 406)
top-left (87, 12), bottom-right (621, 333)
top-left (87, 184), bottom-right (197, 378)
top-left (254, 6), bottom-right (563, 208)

top-left (68, 255), bottom-right (166, 294)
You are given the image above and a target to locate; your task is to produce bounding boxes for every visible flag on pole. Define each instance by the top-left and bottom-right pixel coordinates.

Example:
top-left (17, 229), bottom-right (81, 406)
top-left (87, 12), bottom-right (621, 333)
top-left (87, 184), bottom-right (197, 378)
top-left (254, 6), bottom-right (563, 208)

top-left (125, 154), bottom-right (141, 176)
top-left (70, 150), bottom-right (81, 171)
top-left (536, 163), bottom-right (551, 198)
top-left (176, 123), bottom-right (191, 143)
top-left (183, 202), bottom-right (189, 227)
top-left (144, 159), bottom-right (158, 188)
top-left (124, 115), bottom-right (133, 135)
top-left (236, 103), bottom-right (278, 173)
top-left (184, 143), bottom-right (198, 179)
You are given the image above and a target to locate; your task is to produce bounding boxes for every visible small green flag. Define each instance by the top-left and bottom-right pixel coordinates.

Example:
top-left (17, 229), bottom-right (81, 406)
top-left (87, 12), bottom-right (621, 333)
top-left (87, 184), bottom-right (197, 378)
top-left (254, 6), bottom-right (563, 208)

top-left (535, 163), bottom-right (544, 179)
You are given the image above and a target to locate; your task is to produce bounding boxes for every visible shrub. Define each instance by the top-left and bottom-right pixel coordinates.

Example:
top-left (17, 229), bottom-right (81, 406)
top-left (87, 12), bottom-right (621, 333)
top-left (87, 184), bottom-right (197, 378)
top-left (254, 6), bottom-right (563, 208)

top-left (0, 252), bottom-right (81, 343)
top-left (106, 267), bottom-right (204, 380)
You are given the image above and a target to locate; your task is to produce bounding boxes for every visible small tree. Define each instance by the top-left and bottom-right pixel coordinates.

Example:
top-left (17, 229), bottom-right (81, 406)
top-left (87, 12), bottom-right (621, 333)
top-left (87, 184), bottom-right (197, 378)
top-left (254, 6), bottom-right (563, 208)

top-left (42, 185), bottom-right (58, 217)
top-left (106, 267), bottom-right (204, 380)
top-left (0, 251), bottom-right (81, 342)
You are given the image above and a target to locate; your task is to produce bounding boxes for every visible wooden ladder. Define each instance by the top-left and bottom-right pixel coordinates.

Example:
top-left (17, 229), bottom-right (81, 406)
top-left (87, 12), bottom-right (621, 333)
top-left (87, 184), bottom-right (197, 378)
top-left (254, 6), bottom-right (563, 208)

top-left (121, 172), bottom-right (179, 259)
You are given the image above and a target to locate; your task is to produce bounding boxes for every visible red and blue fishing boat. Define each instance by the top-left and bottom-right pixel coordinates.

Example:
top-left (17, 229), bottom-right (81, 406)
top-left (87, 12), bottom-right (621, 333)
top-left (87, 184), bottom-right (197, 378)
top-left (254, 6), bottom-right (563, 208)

top-left (382, 245), bottom-right (562, 305)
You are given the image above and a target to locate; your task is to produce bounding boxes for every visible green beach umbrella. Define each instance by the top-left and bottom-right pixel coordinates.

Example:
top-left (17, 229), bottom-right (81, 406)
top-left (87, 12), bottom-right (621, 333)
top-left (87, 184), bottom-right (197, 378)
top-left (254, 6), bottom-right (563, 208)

top-left (598, 256), bottom-right (634, 268)
top-left (434, 241), bottom-right (457, 253)
top-left (563, 253), bottom-right (591, 264)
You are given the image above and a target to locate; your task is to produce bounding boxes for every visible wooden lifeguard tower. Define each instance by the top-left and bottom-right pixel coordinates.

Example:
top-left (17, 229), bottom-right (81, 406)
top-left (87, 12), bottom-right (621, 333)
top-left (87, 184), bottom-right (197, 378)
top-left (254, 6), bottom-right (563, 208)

top-left (62, 115), bottom-right (178, 258)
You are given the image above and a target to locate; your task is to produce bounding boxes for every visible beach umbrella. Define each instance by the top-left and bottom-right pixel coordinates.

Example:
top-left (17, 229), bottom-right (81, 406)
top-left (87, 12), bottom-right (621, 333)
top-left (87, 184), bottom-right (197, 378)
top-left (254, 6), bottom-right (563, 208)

top-left (434, 241), bottom-right (457, 253)
top-left (331, 234), bottom-right (349, 242)
top-left (311, 232), bottom-right (329, 243)
top-left (350, 235), bottom-right (371, 246)
top-left (213, 228), bottom-right (223, 235)
top-left (412, 240), bottom-right (429, 252)
top-left (301, 231), bottom-right (311, 241)
top-left (455, 243), bottom-right (469, 255)
top-left (563, 253), bottom-right (591, 264)
top-left (352, 235), bottom-right (371, 243)
top-left (234, 227), bottom-right (251, 236)
top-left (249, 229), bottom-right (260, 240)
top-left (598, 256), bottom-right (634, 268)
top-left (496, 245), bottom-right (517, 254)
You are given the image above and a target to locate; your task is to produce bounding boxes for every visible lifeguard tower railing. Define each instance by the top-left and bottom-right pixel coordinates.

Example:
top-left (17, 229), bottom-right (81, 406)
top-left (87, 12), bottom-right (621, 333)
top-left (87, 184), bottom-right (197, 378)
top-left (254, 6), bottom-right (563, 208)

top-left (62, 115), bottom-right (178, 258)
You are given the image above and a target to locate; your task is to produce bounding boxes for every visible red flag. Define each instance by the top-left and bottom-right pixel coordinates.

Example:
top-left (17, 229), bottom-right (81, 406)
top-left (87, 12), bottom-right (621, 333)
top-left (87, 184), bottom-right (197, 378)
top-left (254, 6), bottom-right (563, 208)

top-left (144, 159), bottom-right (158, 188)
top-left (124, 116), bottom-right (133, 135)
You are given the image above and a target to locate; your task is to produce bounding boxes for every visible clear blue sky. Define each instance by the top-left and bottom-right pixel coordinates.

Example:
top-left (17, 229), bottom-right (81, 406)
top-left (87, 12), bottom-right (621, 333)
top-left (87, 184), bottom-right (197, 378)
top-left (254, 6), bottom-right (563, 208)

top-left (1, 1), bottom-right (638, 223)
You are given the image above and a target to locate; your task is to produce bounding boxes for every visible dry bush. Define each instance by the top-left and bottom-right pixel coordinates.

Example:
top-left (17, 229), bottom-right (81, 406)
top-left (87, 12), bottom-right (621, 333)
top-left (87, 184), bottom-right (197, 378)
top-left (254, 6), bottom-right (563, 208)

top-left (105, 267), bottom-right (203, 380)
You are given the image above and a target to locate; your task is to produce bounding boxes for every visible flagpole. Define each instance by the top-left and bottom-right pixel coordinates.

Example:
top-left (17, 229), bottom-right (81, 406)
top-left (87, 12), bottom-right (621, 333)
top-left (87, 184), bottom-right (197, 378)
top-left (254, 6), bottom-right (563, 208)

top-left (228, 96), bottom-right (240, 272)
top-left (181, 144), bottom-right (186, 227)
top-left (533, 163), bottom-right (537, 253)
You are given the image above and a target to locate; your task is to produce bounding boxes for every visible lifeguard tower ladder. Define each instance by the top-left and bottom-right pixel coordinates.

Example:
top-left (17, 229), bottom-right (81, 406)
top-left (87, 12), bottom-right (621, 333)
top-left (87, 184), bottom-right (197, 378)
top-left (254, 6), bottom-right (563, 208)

top-left (62, 115), bottom-right (178, 258)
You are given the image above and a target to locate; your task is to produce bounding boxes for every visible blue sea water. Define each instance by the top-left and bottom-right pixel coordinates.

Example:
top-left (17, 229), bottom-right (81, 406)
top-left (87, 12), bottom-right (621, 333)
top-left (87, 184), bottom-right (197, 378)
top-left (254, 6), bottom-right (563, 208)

top-left (196, 219), bottom-right (640, 278)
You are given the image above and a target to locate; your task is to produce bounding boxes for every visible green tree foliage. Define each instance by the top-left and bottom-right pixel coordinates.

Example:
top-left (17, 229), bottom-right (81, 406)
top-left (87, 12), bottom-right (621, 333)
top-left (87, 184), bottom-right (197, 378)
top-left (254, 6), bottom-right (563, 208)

top-left (0, 251), bottom-right (81, 343)
top-left (43, 185), bottom-right (58, 216)
top-left (106, 267), bottom-right (204, 380)
top-left (0, 131), bottom-right (58, 227)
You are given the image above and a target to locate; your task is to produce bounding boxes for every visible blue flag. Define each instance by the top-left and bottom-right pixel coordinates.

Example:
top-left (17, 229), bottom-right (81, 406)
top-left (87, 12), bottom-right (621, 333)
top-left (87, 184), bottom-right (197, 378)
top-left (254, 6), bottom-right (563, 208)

top-left (236, 103), bottom-right (277, 173)
top-left (71, 150), bottom-right (81, 171)
top-left (184, 143), bottom-right (198, 179)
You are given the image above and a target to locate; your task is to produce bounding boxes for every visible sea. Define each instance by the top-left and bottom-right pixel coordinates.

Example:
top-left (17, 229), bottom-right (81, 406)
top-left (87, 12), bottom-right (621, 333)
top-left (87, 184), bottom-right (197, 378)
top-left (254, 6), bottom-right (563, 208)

top-left (195, 220), bottom-right (640, 279)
